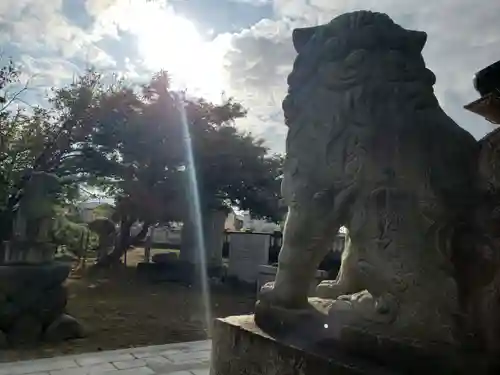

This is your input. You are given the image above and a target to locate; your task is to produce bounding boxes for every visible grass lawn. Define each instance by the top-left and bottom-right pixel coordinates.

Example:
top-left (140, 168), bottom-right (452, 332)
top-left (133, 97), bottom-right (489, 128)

top-left (0, 248), bottom-right (256, 362)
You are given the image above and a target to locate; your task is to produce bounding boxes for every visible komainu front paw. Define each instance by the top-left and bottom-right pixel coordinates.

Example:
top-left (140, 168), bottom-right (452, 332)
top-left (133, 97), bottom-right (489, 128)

top-left (258, 281), bottom-right (276, 302)
top-left (316, 279), bottom-right (346, 299)
top-left (258, 281), bottom-right (308, 309)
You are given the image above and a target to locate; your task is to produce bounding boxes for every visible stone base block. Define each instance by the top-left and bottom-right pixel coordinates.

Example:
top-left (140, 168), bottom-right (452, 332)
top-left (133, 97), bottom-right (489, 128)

top-left (0, 262), bottom-right (84, 346)
top-left (210, 315), bottom-right (495, 375)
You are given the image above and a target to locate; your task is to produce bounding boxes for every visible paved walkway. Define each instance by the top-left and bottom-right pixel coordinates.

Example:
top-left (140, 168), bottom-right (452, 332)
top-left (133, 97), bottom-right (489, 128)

top-left (0, 340), bottom-right (211, 375)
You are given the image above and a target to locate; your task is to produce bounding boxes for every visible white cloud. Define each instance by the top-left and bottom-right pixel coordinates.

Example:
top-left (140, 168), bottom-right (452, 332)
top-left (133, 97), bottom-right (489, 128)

top-left (19, 54), bottom-right (79, 82)
top-left (2, 0), bottom-right (498, 154)
top-left (223, 0), bottom-right (500, 152)
top-left (227, 0), bottom-right (271, 5)
top-left (0, 0), bottom-right (115, 90)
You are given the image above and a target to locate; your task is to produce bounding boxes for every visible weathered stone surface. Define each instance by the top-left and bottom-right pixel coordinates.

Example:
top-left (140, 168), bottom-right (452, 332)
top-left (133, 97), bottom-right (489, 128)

top-left (0, 263), bottom-right (70, 331)
top-left (1, 241), bottom-right (57, 264)
top-left (211, 315), bottom-right (491, 375)
top-left (253, 10), bottom-right (500, 361)
top-left (180, 208), bottom-right (227, 268)
top-left (0, 263), bottom-right (83, 346)
top-left (0, 262), bottom-right (70, 291)
top-left (227, 233), bottom-right (270, 284)
top-left (37, 285), bottom-right (67, 325)
top-left (44, 314), bottom-right (85, 342)
top-left (10, 171), bottom-right (62, 253)
top-left (211, 315), bottom-right (393, 375)
top-left (7, 314), bottom-right (43, 345)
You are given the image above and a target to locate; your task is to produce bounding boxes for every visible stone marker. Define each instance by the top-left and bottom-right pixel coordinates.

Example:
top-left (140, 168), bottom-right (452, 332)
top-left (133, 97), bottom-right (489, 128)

top-left (180, 209), bottom-right (227, 268)
top-left (228, 233), bottom-right (270, 284)
top-left (44, 314), bottom-right (85, 342)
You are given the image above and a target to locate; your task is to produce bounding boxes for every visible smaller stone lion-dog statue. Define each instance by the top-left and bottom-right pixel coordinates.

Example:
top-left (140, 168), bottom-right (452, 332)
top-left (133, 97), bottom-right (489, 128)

top-left (13, 171), bottom-right (62, 244)
top-left (255, 10), bottom-right (500, 367)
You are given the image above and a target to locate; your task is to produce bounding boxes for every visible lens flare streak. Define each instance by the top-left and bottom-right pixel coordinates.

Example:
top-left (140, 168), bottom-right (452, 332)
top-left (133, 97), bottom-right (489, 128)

top-left (175, 92), bottom-right (212, 336)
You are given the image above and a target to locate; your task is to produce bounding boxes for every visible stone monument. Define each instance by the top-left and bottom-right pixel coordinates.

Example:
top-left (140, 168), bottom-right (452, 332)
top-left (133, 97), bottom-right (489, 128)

top-left (228, 232), bottom-right (270, 284)
top-left (0, 172), bottom-right (84, 347)
top-left (180, 207), bottom-right (228, 281)
top-left (88, 217), bottom-right (116, 263)
top-left (211, 11), bottom-right (500, 374)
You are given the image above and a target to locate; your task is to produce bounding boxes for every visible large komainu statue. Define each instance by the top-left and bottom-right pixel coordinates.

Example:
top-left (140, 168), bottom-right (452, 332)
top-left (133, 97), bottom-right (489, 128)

top-left (255, 10), bottom-right (500, 360)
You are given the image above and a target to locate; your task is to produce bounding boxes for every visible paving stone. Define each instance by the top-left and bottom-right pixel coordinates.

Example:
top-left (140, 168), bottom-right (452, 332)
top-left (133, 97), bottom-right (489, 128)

top-left (132, 351), bottom-right (161, 359)
top-left (0, 359), bottom-right (79, 375)
top-left (158, 350), bottom-right (184, 358)
top-left (112, 359), bottom-right (147, 370)
top-left (142, 358), bottom-right (177, 373)
top-left (49, 362), bottom-right (116, 375)
top-left (143, 356), bottom-right (172, 367)
top-left (183, 342), bottom-right (211, 352)
top-left (75, 354), bottom-right (134, 367)
top-left (109, 367), bottom-right (154, 375)
top-left (190, 369), bottom-right (210, 375)
top-left (169, 358), bottom-right (210, 366)
top-left (0, 340), bottom-right (212, 375)
top-left (130, 345), bottom-right (185, 359)
top-left (164, 350), bottom-right (211, 365)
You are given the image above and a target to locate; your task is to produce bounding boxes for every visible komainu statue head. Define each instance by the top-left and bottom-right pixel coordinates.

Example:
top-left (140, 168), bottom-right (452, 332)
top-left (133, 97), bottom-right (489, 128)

top-left (255, 10), bottom-right (500, 370)
top-left (14, 172), bottom-right (62, 243)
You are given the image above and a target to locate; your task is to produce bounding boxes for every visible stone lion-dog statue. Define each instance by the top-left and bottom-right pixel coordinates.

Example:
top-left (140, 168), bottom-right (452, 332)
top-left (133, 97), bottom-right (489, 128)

top-left (255, 10), bottom-right (500, 365)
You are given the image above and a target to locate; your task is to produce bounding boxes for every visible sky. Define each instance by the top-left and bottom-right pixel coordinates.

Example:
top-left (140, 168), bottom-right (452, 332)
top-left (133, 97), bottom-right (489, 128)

top-left (1, 0), bottom-right (499, 154)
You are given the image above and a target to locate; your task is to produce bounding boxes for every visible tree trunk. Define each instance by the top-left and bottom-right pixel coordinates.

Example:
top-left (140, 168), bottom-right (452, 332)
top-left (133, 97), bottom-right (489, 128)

top-left (95, 220), bottom-right (151, 267)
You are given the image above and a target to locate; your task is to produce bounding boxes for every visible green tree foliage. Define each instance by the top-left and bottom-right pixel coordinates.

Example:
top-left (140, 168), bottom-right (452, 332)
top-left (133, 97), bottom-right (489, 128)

top-left (0, 62), bottom-right (106, 242)
top-left (0, 60), bottom-right (284, 264)
top-left (58, 70), bottom-right (284, 264)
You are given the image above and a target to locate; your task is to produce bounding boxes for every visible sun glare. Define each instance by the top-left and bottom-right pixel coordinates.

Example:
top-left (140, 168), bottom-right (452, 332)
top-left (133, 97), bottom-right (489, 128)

top-left (119, 1), bottom-right (229, 102)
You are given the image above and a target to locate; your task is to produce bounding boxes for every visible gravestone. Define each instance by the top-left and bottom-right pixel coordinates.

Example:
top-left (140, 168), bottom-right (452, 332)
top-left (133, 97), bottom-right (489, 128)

top-left (228, 233), bottom-right (270, 284)
top-left (180, 209), bottom-right (226, 268)
top-left (203, 209), bottom-right (226, 268)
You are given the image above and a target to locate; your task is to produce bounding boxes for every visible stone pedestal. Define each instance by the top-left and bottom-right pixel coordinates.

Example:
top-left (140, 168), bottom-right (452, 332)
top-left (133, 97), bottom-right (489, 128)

top-left (210, 315), bottom-right (392, 375)
top-left (1, 240), bottom-right (56, 264)
top-left (0, 262), bottom-right (84, 346)
top-left (210, 315), bottom-right (492, 375)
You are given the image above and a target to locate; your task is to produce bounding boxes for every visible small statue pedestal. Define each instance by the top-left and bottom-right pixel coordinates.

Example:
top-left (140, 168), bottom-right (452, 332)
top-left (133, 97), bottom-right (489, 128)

top-left (210, 315), bottom-right (489, 375)
top-left (0, 242), bottom-right (84, 347)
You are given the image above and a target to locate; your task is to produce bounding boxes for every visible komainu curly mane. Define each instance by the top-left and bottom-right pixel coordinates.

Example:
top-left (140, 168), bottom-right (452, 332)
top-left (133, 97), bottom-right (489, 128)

top-left (282, 11), bottom-right (478, 209)
top-left (256, 11), bottom-right (496, 351)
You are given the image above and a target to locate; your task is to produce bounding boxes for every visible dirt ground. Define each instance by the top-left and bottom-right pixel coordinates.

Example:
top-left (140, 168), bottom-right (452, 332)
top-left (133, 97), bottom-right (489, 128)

top-left (0, 248), bottom-right (256, 363)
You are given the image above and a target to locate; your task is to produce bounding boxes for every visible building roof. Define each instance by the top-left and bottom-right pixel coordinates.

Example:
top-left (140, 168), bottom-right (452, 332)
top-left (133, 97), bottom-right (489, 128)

top-left (464, 92), bottom-right (500, 124)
